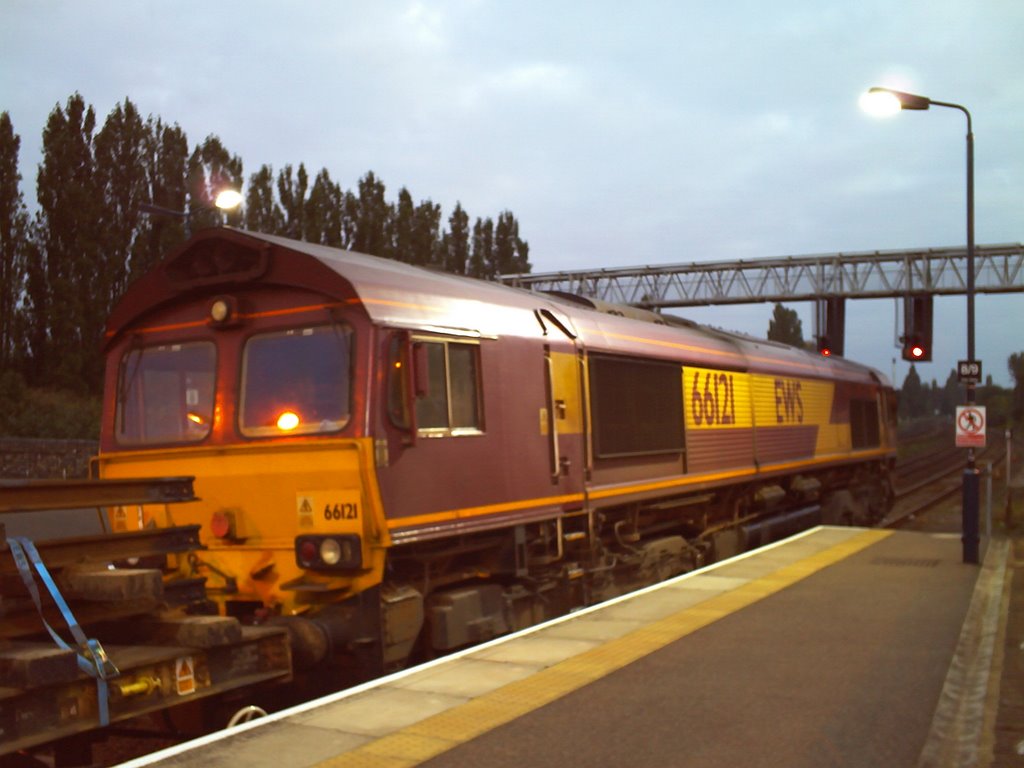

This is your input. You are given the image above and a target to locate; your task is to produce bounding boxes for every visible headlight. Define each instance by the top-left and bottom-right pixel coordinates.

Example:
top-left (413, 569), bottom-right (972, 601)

top-left (320, 538), bottom-right (342, 565)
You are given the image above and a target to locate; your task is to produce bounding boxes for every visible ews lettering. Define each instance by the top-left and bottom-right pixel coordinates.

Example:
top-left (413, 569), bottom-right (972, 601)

top-left (774, 379), bottom-right (804, 424)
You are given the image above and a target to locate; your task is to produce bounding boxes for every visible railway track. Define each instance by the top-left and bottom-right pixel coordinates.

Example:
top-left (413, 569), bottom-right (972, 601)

top-left (883, 444), bottom-right (1003, 529)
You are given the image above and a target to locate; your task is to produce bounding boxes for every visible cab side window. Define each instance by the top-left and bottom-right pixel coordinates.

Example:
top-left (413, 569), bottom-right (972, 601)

top-left (415, 338), bottom-right (483, 435)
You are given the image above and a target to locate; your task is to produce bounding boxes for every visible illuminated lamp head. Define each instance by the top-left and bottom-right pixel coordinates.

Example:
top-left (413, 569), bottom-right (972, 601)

top-left (208, 295), bottom-right (239, 328)
top-left (210, 299), bottom-right (231, 323)
top-left (214, 188), bottom-right (244, 211)
top-left (910, 344), bottom-right (925, 359)
top-left (276, 411), bottom-right (301, 431)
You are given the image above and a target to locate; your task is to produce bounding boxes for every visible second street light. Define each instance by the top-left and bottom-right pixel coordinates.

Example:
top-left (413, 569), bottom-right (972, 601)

top-left (861, 86), bottom-right (979, 564)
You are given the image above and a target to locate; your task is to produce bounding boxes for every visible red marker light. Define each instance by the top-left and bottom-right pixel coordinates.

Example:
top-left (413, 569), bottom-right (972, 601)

top-left (911, 345), bottom-right (925, 359)
top-left (298, 539), bottom-right (318, 566)
top-left (210, 510), bottom-right (232, 539)
top-left (820, 348), bottom-right (831, 357)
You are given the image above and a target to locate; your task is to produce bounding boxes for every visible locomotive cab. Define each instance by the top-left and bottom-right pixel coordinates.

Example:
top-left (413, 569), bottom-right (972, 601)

top-left (98, 233), bottom-right (395, 671)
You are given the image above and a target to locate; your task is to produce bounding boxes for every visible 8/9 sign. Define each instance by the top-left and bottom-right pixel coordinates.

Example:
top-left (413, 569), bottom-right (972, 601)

top-left (957, 359), bottom-right (982, 384)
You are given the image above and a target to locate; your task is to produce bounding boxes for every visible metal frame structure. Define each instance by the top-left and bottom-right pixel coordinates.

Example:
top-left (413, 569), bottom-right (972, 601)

top-left (499, 243), bottom-right (1024, 310)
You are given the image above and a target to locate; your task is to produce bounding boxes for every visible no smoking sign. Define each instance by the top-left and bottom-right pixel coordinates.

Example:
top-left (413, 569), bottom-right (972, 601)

top-left (955, 405), bottom-right (986, 448)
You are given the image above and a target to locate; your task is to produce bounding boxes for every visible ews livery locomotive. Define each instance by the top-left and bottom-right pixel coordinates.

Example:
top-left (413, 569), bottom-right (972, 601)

top-left (97, 229), bottom-right (896, 685)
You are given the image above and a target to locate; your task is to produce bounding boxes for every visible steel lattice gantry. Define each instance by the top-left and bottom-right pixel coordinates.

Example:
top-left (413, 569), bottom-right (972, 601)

top-left (498, 243), bottom-right (1024, 309)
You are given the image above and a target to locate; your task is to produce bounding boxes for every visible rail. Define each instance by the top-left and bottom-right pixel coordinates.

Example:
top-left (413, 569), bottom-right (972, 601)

top-left (0, 476), bottom-right (196, 513)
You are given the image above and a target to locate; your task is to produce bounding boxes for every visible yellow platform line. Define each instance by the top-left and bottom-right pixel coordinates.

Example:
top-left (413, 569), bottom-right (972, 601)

top-left (315, 528), bottom-right (892, 768)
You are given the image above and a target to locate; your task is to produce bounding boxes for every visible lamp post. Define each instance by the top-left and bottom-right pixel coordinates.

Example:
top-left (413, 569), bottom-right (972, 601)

top-left (138, 201), bottom-right (191, 236)
top-left (139, 188), bottom-right (243, 236)
top-left (861, 86), bottom-right (978, 564)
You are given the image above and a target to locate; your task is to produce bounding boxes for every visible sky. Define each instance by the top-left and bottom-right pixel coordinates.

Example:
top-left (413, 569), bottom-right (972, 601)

top-left (1, 1), bottom-right (1022, 388)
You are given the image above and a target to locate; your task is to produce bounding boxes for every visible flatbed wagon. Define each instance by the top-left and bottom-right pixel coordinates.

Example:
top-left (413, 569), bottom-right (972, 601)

top-left (0, 476), bottom-right (291, 763)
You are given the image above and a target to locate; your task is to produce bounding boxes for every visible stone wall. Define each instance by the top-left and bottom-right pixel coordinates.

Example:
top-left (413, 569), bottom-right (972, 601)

top-left (0, 438), bottom-right (98, 479)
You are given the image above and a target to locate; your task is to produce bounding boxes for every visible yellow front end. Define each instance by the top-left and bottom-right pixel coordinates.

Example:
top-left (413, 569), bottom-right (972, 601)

top-left (97, 438), bottom-right (389, 617)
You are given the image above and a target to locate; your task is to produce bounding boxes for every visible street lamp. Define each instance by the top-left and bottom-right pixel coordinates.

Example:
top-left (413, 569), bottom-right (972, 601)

top-left (214, 189), bottom-right (244, 211)
top-left (139, 188), bottom-right (243, 236)
top-left (862, 85), bottom-right (979, 564)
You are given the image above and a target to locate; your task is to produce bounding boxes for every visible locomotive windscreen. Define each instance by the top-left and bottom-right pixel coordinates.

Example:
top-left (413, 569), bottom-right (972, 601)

top-left (239, 324), bottom-right (353, 437)
top-left (116, 342), bottom-right (216, 445)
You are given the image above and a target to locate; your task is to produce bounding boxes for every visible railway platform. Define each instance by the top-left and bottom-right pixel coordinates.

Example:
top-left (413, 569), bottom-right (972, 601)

top-left (117, 526), bottom-right (1013, 768)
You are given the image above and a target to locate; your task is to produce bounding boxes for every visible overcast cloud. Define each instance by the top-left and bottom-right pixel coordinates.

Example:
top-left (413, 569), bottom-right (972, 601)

top-left (1, 1), bottom-right (1021, 386)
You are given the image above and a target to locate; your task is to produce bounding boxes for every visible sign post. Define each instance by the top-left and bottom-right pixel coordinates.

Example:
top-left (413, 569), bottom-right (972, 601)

top-left (956, 404), bottom-right (985, 563)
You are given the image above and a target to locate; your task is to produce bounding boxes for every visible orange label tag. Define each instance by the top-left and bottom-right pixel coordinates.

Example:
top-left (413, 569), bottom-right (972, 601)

top-left (175, 657), bottom-right (196, 695)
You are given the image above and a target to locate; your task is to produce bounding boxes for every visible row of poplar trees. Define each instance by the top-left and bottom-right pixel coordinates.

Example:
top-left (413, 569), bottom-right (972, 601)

top-left (0, 94), bottom-right (531, 396)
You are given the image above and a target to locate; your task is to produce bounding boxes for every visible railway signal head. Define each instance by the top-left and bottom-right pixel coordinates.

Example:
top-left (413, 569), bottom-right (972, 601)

top-left (814, 298), bottom-right (844, 357)
top-left (901, 334), bottom-right (930, 362)
top-left (901, 295), bottom-right (933, 362)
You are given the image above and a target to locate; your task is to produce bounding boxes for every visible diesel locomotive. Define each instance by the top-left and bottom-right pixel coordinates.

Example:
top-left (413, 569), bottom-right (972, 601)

top-left (96, 228), bottom-right (897, 686)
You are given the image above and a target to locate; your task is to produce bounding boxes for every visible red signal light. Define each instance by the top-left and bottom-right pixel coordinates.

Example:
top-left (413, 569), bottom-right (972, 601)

top-left (901, 333), bottom-right (930, 362)
top-left (816, 335), bottom-right (834, 357)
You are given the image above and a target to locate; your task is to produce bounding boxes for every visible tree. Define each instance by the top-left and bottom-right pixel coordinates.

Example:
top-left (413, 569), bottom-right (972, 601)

top-left (94, 99), bottom-right (148, 314)
top-left (0, 112), bottom-right (29, 374)
top-left (384, 188), bottom-right (443, 267)
top-left (387, 187), bottom-right (415, 263)
top-left (4, 90), bottom-right (537, 400)
top-left (305, 168), bottom-right (344, 246)
top-left (469, 217), bottom-right (494, 279)
top-left (27, 93), bottom-right (104, 391)
top-left (926, 378), bottom-right (939, 418)
top-left (277, 163), bottom-right (308, 239)
top-left (767, 303), bottom-right (804, 347)
top-left (899, 364), bottom-right (926, 421)
top-left (340, 188), bottom-right (359, 249)
top-left (411, 199), bottom-right (442, 267)
top-left (133, 117), bottom-right (189, 277)
top-left (939, 368), bottom-right (962, 418)
top-left (352, 172), bottom-right (389, 257)
top-left (244, 164), bottom-right (284, 235)
top-left (491, 210), bottom-right (529, 276)
top-left (441, 202), bottom-right (470, 275)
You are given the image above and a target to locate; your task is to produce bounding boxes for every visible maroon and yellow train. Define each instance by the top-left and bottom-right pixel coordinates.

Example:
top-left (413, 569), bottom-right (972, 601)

top-left (96, 228), bottom-right (896, 683)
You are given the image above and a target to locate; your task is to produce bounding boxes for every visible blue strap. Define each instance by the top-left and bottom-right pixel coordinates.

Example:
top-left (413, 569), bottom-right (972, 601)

top-left (6, 536), bottom-right (119, 726)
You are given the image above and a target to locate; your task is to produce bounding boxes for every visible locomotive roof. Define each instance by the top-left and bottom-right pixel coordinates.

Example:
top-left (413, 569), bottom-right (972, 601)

top-left (105, 228), bottom-right (889, 387)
